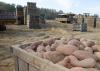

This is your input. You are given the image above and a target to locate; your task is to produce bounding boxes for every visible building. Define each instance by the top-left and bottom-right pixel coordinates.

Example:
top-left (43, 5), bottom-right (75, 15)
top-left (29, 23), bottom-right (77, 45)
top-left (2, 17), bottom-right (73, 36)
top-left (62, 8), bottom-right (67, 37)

top-left (56, 13), bottom-right (76, 23)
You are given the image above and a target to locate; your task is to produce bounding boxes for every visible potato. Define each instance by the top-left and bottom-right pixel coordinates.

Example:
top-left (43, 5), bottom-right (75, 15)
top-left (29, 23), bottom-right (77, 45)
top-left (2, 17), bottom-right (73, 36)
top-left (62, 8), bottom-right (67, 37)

top-left (70, 67), bottom-right (87, 71)
top-left (43, 51), bottom-right (65, 63)
top-left (56, 44), bottom-right (78, 55)
top-left (72, 50), bottom-right (96, 60)
top-left (92, 45), bottom-right (100, 52)
top-left (68, 39), bottom-right (81, 47)
top-left (69, 55), bottom-right (96, 68)
top-left (36, 45), bottom-right (45, 52)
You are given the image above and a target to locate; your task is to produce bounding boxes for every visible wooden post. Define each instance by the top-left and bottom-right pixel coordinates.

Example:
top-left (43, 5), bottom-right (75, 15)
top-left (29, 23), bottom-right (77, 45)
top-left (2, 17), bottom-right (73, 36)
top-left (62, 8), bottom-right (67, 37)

top-left (94, 17), bottom-right (97, 28)
top-left (80, 17), bottom-right (87, 32)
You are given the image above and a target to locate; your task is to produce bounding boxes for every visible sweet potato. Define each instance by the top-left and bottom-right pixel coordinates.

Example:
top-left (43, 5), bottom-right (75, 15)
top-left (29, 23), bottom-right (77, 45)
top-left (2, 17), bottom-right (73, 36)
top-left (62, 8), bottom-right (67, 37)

top-left (43, 51), bottom-right (65, 63)
top-left (87, 68), bottom-right (99, 71)
top-left (81, 40), bottom-right (95, 47)
top-left (60, 37), bottom-right (69, 44)
top-left (42, 38), bottom-right (56, 46)
top-left (51, 42), bottom-right (59, 51)
top-left (50, 39), bottom-right (63, 51)
top-left (79, 44), bottom-right (85, 50)
top-left (80, 38), bottom-right (87, 42)
top-left (72, 50), bottom-right (96, 60)
top-left (70, 67), bottom-right (87, 71)
top-left (86, 40), bottom-right (95, 47)
top-left (45, 45), bottom-right (51, 51)
top-left (56, 44), bottom-right (78, 55)
top-left (94, 52), bottom-right (100, 60)
top-left (84, 47), bottom-right (93, 54)
top-left (92, 45), bottom-right (100, 52)
top-left (57, 56), bottom-right (73, 68)
top-left (95, 62), bottom-right (100, 70)
top-left (69, 55), bottom-right (96, 68)
top-left (30, 41), bottom-right (43, 50)
top-left (36, 45), bottom-right (45, 52)
top-left (67, 39), bottom-right (81, 47)
top-left (55, 40), bottom-right (64, 45)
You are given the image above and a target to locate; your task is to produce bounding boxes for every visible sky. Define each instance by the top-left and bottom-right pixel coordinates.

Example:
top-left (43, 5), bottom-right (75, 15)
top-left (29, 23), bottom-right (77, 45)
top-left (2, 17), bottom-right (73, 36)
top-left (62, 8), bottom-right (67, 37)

top-left (0, 0), bottom-right (100, 16)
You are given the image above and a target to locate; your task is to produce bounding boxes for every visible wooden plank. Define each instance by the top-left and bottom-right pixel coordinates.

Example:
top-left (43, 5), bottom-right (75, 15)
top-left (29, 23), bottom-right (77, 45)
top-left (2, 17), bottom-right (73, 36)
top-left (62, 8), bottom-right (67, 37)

top-left (15, 57), bottom-right (19, 71)
top-left (18, 58), bottom-right (29, 71)
top-left (12, 45), bottom-right (70, 71)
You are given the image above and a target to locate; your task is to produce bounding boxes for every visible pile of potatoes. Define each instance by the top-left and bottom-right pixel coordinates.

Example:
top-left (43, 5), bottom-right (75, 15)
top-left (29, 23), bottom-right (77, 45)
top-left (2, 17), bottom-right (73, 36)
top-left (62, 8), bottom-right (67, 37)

top-left (24, 37), bottom-right (100, 71)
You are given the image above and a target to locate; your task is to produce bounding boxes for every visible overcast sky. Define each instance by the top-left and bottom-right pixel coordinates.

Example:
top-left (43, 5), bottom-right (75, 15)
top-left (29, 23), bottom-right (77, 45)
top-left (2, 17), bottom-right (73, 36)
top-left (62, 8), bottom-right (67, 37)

top-left (0, 0), bottom-right (100, 15)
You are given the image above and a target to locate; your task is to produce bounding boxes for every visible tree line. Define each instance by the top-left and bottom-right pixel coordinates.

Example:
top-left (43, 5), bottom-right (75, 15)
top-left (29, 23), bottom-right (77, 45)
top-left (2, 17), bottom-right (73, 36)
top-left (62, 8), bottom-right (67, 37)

top-left (0, 1), bottom-right (64, 19)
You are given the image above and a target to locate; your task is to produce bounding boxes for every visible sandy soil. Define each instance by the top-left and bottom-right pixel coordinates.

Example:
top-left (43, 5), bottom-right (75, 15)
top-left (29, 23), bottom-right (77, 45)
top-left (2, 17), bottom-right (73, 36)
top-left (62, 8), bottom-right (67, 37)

top-left (0, 20), bottom-right (100, 71)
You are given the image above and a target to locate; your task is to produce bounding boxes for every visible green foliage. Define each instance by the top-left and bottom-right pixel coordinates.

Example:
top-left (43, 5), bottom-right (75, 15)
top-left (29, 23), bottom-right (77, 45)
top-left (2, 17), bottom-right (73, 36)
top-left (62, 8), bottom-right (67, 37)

top-left (0, 2), bottom-right (15, 12)
top-left (39, 8), bottom-right (63, 20)
top-left (0, 1), bottom-right (64, 19)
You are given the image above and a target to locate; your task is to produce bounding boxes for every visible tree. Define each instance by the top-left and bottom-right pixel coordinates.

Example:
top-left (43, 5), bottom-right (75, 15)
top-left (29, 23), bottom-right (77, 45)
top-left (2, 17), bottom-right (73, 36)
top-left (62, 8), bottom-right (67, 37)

top-left (39, 8), bottom-right (59, 20)
top-left (0, 1), bottom-right (16, 12)
top-left (58, 10), bottom-right (64, 14)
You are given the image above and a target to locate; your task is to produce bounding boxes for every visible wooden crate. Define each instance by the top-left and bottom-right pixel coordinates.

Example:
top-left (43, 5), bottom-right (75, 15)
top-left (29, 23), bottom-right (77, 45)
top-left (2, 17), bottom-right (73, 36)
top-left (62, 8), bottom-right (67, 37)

top-left (11, 44), bottom-right (70, 71)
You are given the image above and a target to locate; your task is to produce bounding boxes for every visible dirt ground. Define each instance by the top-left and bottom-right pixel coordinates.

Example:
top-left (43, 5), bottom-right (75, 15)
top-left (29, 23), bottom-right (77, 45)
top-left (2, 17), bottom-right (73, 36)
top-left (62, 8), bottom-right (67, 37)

top-left (0, 20), bottom-right (100, 71)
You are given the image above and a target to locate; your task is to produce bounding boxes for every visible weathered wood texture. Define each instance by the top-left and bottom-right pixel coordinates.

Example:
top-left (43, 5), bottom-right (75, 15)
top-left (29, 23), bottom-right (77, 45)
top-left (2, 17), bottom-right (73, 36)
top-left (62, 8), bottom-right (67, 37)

top-left (16, 6), bottom-right (24, 25)
top-left (27, 2), bottom-right (41, 29)
top-left (96, 18), bottom-right (100, 28)
top-left (12, 44), bottom-right (70, 71)
top-left (77, 16), bottom-right (100, 29)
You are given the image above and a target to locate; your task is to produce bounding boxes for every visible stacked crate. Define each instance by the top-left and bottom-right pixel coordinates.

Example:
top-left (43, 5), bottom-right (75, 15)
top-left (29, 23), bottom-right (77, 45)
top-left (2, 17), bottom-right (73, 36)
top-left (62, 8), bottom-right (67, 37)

top-left (96, 18), bottom-right (100, 28)
top-left (16, 6), bottom-right (24, 25)
top-left (0, 10), bottom-right (16, 24)
top-left (27, 2), bottom-right (41, 29)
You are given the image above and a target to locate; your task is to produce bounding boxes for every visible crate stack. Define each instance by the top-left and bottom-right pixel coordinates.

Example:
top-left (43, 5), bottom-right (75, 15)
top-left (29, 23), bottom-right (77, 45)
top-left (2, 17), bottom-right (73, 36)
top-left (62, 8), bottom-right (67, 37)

top-left (0, 10), bottom-right (16, 24)
top-left (16, 6), bottom-right (24, 25)
top-left (27, 2), bottom-right (41, 29)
